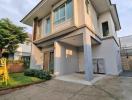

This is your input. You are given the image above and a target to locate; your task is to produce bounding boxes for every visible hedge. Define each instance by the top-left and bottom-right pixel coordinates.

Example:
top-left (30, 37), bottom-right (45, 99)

top-left (24, 69), bottom-right (52, 80)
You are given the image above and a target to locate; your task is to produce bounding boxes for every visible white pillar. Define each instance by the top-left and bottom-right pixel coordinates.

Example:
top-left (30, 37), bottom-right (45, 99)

top-left (83, 33), bottom-right (93, 81)
top-left (30, 43), bottom-right (43, 70)
top-left (54, 42), bottom-right (62, 76)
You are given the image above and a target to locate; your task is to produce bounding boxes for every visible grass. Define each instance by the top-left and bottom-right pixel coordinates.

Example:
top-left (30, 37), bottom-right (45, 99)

top-left (0, 73), bottom-right (43, 89)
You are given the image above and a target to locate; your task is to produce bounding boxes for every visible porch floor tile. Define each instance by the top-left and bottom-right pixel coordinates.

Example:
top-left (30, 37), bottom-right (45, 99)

top-left (55, 73), bottom-right (106, 85)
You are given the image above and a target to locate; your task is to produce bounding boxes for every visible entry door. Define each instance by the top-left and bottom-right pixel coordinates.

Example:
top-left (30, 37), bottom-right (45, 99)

top-left (43, 52), bottom-right (50, 70)
top-left (49, 52), bottom-right (54, 73)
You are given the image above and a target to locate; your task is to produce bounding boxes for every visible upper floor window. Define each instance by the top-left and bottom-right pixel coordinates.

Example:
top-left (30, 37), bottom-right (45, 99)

top-left (54, 0), bottom-right (73, 25)
top-left (66, 0), bottom-right (73, 19)
top-left (85, 0), bottom-right (89, 14)
top-left (45, 17), bottom-right (51, 34)
top-left (102, 21), bottom-right (109, 37)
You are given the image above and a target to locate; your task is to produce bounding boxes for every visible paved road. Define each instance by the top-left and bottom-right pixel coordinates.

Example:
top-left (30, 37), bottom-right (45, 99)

top-left (0, 76), bottom-right (132, 100)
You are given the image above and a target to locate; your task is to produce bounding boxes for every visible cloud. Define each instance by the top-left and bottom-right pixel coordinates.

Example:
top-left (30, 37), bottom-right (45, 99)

top-left (0, 0), bottom-right (40, 33)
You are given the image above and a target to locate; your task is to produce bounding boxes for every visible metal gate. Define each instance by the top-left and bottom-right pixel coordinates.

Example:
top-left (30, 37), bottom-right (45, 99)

top-left (93, 58), bottom-right (105, 74)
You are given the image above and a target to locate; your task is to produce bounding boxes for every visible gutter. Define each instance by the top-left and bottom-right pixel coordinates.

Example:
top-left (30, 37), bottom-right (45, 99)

top-left (113, 4), bottom-right (121, 30)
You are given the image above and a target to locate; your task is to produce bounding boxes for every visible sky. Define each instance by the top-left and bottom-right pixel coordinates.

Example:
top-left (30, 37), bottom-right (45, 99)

top-left (0, 0), bottom-right (131, 37)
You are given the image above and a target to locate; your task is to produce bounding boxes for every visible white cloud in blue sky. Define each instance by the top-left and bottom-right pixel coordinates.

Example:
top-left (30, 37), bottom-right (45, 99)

top-left (0, 0), bottom-right (131, 37)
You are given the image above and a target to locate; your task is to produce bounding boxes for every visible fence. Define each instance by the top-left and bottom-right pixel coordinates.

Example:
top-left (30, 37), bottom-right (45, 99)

top-left (8, 63), bottom-right (24, 73)
top-left (121, 47), bottom-right (132, 71)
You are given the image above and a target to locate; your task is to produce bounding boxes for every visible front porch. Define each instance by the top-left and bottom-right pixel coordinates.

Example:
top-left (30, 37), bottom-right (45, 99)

top-left (55, 73), bottom-right (106, 85)
top-left (53, 32), bottom-right (102, 81)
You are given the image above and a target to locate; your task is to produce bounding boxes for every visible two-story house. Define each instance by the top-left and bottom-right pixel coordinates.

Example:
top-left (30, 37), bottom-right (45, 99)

top-left (21, 0), bottom-right (122, 81)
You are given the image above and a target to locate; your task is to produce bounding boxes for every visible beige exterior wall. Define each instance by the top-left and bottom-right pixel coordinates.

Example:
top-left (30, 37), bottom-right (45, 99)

top-left (84, 1), bottom-right (99, 34)
top-left (76, 0), bottom-right (99, 34)
top-left (53, 19), bottom-right (74, 33)
top-left (30, 43), bottom-right (43, 69)
top-left (33, 0), bottom-right (118, 44)
top-left (34, 0), bottom-right (101, 41)
top-left (35, 0), bottom-right (75, 40)
top-left (76, 0), bottom-right (85, 26)
top-left (14, 42), bottom-right (31, 60)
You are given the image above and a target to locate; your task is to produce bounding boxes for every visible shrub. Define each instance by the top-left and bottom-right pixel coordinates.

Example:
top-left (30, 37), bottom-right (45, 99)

top-left (24, 69), bottom-right (52, 80)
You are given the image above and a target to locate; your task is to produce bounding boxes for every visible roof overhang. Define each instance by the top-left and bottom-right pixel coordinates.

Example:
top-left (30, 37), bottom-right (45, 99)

top-left (90, 0), bottom-right (121, 31)
top-left (21, 0), bottom-right (121, 30)
top-left (110, 4), bottom-right (121, 31)
top-left (21, 0), bottom-right (61, 26)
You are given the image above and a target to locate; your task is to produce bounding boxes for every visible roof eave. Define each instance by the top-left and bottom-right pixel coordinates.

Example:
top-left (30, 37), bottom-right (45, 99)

top-left (20, 0), bottom-right (46, 26)
top-left (110, 4), bottom-right (121, 31)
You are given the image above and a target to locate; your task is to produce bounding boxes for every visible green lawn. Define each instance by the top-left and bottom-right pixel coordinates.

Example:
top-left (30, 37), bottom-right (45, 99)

top-left (0, 73), bottom-right (43, 89)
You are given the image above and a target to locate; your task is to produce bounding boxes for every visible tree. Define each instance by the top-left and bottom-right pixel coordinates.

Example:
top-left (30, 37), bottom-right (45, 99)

top-left (0, 18), bottom-right (28, 58)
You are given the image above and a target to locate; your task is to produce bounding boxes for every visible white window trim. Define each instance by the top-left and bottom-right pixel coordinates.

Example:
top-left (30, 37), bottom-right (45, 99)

top-left (42, 15), bottom-right (51, 36)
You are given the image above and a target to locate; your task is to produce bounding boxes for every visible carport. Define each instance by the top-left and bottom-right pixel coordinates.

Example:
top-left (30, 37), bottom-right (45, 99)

top-left (54, 32), bottom-right (102, 81)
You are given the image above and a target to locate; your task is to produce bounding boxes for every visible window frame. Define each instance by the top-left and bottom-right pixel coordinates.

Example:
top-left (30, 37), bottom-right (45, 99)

top-left (85, 0), bottom-right (89, 14)
top-left (54, 0), bottom-right (73, 25)
top-left (45, 17), bottom-right (51, 35)
top-left (102, 21), bottom-right (109, 37)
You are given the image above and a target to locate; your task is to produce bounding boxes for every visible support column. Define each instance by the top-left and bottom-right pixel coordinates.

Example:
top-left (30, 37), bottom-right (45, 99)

top-left (33, 17), bottom-right (38, 41)
top-left (83, 32), bottom-right (93, 81)
top-left (54, 42), bottom-right (62, 76)
top-left (30, 43), bottom-right (43, 70)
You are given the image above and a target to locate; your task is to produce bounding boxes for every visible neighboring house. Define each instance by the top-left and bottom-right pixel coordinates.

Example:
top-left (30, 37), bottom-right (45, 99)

top-left (120, 36), bottom-right (132, 71)
top-left (12, 34), bottom-right (32, 68)
top-left (14, 34), bottom-right (32, 60)
top-left (14, 41), bottom-right (31, 59)
top-left (120, 35), bottom-right (132, 52)
top-left (21, 0), bottom-right (122, 81)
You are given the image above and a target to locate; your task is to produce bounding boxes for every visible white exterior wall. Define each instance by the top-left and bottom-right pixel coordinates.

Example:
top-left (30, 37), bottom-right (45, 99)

top-left (92, 38), bottom-right (122, 75)
top-left (98, 12), bottom-right (116, 37)
top-left (54, 42), bottom-right (79, 76)
top-left (14, 42), bottom-right (31, 60)
top-left (78, 47), bottom-right (84, 72)
top-left (75, 38), bottom-right (122, 76)
top-left (30, 43), bottom-right (43, 70)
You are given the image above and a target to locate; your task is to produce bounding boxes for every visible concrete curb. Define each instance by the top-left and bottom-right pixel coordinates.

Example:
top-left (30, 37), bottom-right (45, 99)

top-left (0, 80), bottom-right (45, 96)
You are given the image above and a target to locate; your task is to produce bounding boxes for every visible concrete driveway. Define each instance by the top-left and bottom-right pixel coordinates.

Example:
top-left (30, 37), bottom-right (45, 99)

top-left (0, 76), bottom-right (132, 100)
